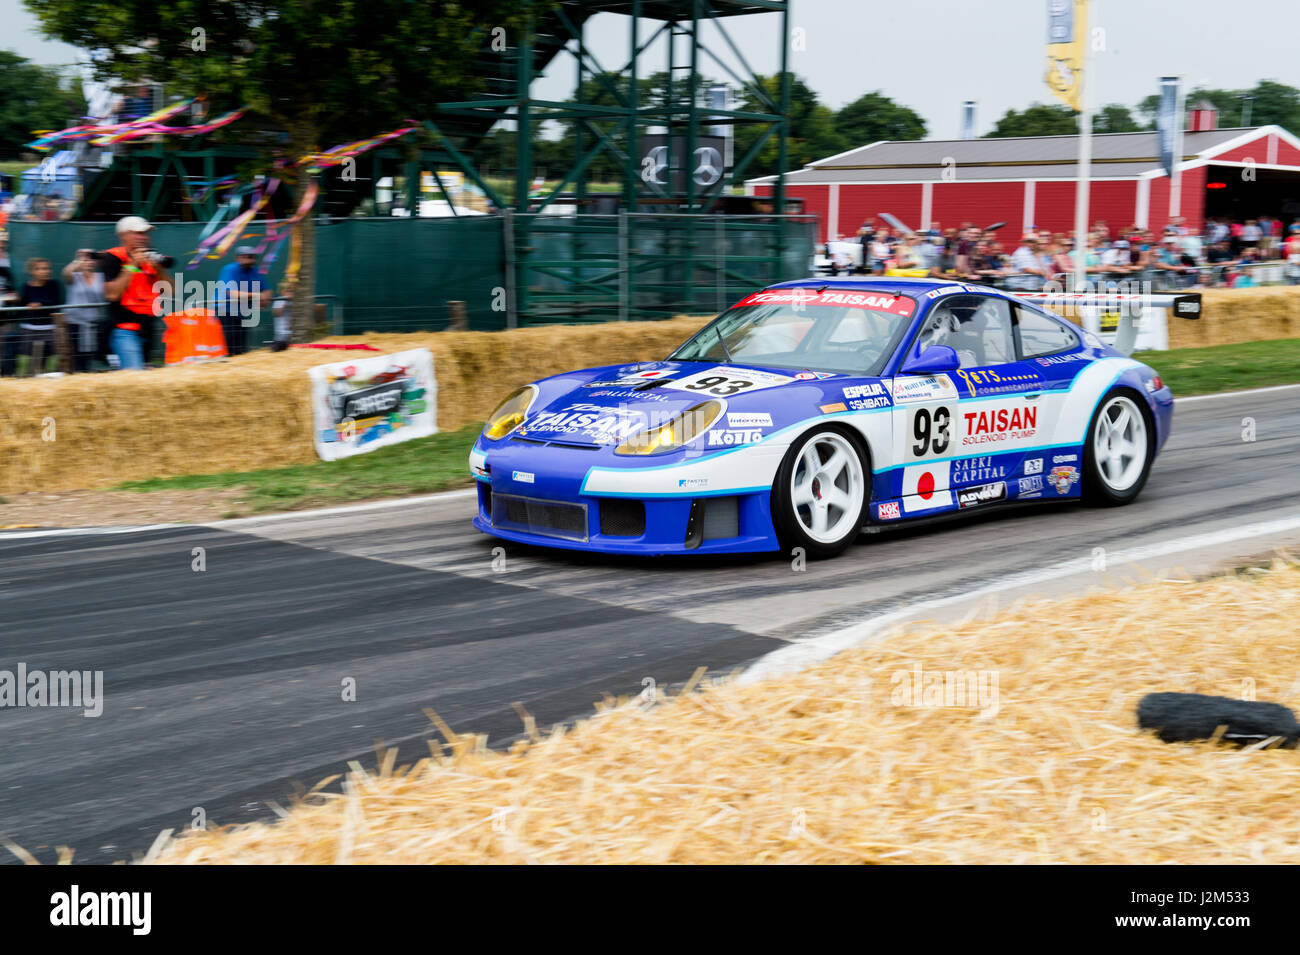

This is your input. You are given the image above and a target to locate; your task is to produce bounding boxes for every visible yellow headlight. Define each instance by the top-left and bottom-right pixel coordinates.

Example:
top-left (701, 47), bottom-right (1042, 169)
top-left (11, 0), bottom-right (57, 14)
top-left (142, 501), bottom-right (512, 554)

top-left (483, 386), bottom-right (537, 440)
top-left (615, 400), bottom-right (723, 455)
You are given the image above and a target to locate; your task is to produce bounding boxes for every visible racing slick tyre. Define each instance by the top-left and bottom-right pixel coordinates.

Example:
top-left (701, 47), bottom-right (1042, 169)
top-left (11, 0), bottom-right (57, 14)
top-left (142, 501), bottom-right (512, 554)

top-left (771, 425), bottom-right (870, 559)
top-left (1082, 388), bottom-right (1155, 506)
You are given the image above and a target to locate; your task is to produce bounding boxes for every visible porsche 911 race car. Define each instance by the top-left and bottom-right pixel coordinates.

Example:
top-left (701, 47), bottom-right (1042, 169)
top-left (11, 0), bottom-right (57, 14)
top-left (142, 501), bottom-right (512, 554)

top-left (469, 277), bottom-right (1173, 558)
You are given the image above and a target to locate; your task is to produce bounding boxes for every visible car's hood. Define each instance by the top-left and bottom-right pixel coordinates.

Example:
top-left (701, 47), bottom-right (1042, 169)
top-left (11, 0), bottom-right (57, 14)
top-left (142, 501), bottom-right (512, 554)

top-left (515, 360), bottom-right (858, 447)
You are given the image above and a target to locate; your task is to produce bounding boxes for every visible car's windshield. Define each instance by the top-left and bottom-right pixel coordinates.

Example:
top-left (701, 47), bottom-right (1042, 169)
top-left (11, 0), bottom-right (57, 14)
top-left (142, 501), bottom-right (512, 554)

top-left (670, 288), bottom-right (917, 376)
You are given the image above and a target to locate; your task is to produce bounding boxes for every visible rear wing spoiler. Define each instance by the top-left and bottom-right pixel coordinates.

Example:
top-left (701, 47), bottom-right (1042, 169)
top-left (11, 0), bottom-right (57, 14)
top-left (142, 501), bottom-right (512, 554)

top-left (1006, 291), bottom-right (1202, 355)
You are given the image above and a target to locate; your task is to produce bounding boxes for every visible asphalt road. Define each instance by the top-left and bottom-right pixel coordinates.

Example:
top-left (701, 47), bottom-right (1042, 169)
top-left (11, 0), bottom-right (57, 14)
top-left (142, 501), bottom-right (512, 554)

top-left (1, 385), bottom-right (1298, 863)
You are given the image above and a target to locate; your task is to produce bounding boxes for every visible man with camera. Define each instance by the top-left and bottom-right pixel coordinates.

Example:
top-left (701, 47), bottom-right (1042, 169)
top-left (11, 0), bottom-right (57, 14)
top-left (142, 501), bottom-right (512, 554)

top-left (101, 215), bottom-right (173, 369)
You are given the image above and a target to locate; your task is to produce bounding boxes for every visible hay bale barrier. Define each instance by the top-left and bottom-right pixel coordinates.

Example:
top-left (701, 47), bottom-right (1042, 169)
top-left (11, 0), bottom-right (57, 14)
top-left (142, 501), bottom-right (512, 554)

top-left (0, 286), bottom-right (1298, 496)
top-left (0, 316), bottom-right (710, 495)
top-left (1172, 286), bottom-right (1300, 348)
top-left (147, 560), bottom-right (1300, 865)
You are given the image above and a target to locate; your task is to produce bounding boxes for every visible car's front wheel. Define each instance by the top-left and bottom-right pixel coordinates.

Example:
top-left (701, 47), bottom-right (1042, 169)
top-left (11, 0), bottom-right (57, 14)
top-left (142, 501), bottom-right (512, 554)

top-left (1083, 389), bottom-right (1155, 505)
top-left (771, 426), bottom-right (870, 558)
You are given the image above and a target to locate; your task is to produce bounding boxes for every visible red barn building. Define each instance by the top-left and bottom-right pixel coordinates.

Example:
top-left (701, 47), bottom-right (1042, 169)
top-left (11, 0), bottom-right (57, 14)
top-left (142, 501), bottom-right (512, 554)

top-left (747, 108), bottom-right (1300, 244)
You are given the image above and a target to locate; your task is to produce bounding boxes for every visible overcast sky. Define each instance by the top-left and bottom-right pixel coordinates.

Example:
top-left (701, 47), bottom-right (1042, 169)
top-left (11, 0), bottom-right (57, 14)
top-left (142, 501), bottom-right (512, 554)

top-left (7, 0), bottom-right (1300, 139)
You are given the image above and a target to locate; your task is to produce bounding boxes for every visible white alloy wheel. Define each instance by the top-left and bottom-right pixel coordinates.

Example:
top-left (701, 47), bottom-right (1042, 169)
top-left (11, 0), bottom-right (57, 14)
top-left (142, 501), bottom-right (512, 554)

top-left (789, 431), bottom-right (867, 544)
top-left (1092, 394), bottom-right (1148, 492)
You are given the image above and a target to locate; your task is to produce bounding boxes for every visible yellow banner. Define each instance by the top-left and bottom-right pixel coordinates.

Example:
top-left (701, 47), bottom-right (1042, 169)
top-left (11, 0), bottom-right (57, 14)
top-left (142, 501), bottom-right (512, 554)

top-left (1045, 0), bottom-right (1088, 112)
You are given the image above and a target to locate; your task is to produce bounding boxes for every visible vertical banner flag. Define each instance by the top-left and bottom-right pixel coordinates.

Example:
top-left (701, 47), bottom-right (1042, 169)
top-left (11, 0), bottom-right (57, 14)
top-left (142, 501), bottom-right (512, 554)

top-left (1157, 76), bottom-right (1180, 178)
top-left (308, 348), bottom-right (438, 461)
top-left (1045, 0), bottom-right (1088, 111)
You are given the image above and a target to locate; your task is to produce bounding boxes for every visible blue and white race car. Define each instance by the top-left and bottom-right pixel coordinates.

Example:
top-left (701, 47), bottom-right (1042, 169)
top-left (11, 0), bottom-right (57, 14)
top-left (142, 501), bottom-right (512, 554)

top-left (470, 277), bottom-right (1173, 559)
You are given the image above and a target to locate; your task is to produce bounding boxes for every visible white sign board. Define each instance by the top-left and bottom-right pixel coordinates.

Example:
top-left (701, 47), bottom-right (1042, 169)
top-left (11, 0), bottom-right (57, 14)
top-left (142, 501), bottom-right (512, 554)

top-left (308, 348), bottom-right (437, 461)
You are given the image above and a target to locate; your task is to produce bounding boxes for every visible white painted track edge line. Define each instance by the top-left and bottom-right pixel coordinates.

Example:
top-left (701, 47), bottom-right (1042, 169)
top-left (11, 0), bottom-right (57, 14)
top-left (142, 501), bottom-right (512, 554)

top-left (0, 488), bottom-right (478, 539)
top-left (1174, 382), bottom-right (1300, 403)
top-left (737, 510), bottom-right (1300, 686)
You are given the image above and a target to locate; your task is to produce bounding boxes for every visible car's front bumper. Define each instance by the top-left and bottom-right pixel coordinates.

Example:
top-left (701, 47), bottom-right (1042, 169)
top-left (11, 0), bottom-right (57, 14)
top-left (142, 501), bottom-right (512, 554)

top-left (470, 438), bottom-right (782, 555)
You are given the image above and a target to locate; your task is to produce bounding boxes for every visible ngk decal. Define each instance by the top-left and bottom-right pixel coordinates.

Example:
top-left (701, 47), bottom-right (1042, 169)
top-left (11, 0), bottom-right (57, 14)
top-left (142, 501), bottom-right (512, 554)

top-left (960, 405), bottom-right (1037, 446)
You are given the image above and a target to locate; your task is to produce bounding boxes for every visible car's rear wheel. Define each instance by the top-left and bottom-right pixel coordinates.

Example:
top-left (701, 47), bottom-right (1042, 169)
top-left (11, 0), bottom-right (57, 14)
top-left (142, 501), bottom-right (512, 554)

top-left (1083, 389), bottom-right (1155, 505)
top-left (771, 426), bottom-right (869, 558)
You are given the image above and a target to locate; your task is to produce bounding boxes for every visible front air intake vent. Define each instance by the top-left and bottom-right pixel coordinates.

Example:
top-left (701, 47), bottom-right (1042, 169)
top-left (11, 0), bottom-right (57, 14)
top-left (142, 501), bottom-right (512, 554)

top-left (599, 499), bottom-right (645, 537)
top-left (684, 496), bottom-right (739, 548)
top-left (491, 493), bottom-right (589, 541)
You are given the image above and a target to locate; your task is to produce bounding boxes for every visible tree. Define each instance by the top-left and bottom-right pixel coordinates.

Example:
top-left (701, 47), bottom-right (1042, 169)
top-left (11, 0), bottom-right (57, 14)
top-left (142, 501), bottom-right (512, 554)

top-left (25, 0), bottom-right (531, 340)
top-left (983, 103), bottom-right (1077, 138)
top-left (1138, 80), bottom-right (1300, 131)
top-left (833, 91), bottom-right (927, 146)
top-left (0, 52), bottom-right (87, 159)
top-left (734, 73), bottom-right (849, 179)
top-left (1091, 103), bottom-right (1141, 134)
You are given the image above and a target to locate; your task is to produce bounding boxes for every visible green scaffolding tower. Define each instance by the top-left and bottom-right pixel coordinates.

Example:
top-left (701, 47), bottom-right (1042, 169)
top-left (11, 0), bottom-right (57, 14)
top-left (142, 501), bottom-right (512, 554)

top-left (428, 0), bottom-right (799, 326)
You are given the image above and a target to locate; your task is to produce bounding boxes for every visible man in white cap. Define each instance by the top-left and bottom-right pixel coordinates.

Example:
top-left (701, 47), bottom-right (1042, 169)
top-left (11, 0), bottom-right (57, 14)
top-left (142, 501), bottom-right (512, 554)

top-left (101, 215), bottom-right (173, 368)
top-left (214, 244), bottom-right (262, 355)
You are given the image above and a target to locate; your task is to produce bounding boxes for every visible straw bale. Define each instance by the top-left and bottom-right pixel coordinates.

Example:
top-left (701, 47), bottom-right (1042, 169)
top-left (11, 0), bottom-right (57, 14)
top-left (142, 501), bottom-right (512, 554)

top-left (1170, 286), bottom-right (1300, 348)
top-left (2, 285), bottom-right (1298, 494)
top-left (0, 316), bottom-right (710, 494)
top-left (144, 559), bottom-right (1300, 865)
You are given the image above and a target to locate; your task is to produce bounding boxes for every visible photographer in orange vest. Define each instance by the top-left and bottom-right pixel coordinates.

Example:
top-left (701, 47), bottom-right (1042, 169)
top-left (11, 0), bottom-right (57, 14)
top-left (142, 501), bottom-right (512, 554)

top-left (101, 215), bottom-right (174, 369)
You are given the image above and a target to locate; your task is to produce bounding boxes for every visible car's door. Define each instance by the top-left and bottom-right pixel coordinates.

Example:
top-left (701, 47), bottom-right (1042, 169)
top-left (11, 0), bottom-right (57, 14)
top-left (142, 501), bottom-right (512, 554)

top-left (1009, 303), bottom-right (1087, 497)
top-left (893, 293), bottom-right (1039, 514)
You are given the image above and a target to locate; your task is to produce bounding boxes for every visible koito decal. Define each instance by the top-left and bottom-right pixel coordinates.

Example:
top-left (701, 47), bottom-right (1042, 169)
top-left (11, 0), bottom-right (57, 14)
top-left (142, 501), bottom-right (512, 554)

top-left (707, 428), bottom-right (764, 446)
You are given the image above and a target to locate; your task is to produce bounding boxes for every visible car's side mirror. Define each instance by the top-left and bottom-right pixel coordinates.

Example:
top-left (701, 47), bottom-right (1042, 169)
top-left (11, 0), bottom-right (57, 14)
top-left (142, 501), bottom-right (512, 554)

top-left (899, 344), bottom-right (960, 375)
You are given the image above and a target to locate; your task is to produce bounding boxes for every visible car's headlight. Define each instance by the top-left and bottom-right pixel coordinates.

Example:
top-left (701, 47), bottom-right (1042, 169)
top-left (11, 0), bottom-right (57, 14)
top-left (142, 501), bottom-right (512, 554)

top-left (483, 385), bottom-right (538, 440)
top-left (615, 400), bottom-right (724, 455)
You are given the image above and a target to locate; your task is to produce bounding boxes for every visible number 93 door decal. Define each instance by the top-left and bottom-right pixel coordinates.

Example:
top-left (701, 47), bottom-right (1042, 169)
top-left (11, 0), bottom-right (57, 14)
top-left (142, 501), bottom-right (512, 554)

top-left (908, 403), bottom-right (954, 460)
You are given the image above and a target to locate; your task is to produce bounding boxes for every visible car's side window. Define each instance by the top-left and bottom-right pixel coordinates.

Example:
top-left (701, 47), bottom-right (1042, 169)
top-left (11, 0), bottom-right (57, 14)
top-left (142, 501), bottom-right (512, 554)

top-left (1015, 306), bottom-right (1080, 358)
top-left (914, 295), bottom-right (1016, 369)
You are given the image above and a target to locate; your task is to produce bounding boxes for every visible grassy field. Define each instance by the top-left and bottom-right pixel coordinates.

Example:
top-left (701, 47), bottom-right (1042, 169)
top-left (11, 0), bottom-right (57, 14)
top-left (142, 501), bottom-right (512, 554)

top-left (1135, 337), bottom-right (1300, 395)
top-left (118, 422), bottom-right (481, 516)
top-left (114, 338), bottom-right (1300, 516)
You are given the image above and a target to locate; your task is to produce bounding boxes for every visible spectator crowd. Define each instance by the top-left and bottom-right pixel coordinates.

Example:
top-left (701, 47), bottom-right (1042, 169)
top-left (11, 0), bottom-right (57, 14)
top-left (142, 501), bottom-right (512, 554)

top-left (1, 214), bottom-right (291, 377)
top-left (825, 213), bottom-right (1300, 290)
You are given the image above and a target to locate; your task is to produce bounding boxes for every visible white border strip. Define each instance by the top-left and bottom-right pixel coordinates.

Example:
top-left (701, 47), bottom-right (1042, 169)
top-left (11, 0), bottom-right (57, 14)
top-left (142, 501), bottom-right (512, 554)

top-left (739, 510), bottom-right (1300, 686)
top-left (0, 488), bottom-right (478, 540)
top-left (1173, 382), bottom-right (1300, 403)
